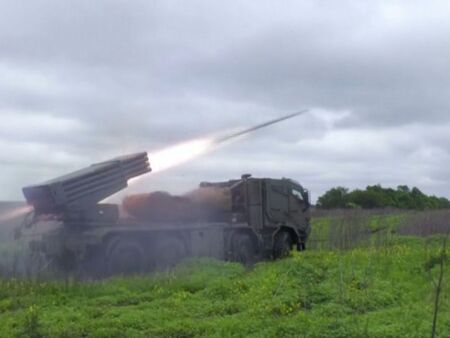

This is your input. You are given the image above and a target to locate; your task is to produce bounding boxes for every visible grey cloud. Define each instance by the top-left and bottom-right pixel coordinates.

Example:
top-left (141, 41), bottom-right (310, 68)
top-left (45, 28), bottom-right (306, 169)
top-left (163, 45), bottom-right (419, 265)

top-left (0, 0), bottom-right (449, 201)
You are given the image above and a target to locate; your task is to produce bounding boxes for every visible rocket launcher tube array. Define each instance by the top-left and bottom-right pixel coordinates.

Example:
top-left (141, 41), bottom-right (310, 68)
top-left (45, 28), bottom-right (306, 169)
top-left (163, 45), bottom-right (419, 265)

top-left (22, 152), bottom-right (151, 215)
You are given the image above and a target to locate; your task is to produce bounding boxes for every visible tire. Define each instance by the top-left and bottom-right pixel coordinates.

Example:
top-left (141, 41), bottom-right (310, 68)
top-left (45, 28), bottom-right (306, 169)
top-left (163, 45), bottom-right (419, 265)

top-left (106, 238), bottom-right (145, 276)
top-left (299, 240), bottom-right (306, 251)
top-left (231, 233), bottom-right (256, 266)
top-left (153, 237), bottom-right (186, 270)
top-left (76, 246), bottom-right (106, 279)
top-left (273, 231), bottom-right (293, 259)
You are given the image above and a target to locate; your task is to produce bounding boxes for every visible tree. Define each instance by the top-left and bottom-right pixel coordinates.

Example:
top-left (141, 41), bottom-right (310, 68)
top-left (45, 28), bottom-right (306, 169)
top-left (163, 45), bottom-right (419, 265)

top-left (348, 189), bottom-right (385, 209)
top-left (316, 187), bottom-right (349, 209)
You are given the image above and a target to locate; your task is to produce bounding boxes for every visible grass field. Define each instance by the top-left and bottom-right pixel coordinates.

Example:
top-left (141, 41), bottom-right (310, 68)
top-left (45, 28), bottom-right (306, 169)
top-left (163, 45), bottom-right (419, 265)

top-left (0, 210), bottom-right (449, 337)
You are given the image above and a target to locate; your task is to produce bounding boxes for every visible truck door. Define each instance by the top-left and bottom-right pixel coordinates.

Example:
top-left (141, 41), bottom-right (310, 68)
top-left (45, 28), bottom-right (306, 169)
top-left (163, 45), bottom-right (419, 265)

top-left (264, 179), bottom-right (289, 224)
top-left (289, 186), bottom-right (306, 226)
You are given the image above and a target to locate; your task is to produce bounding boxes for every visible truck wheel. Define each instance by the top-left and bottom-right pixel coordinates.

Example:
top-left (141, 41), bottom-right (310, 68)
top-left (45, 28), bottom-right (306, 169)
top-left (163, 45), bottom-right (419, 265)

top-left (77, 247), bottom-right (107, 279)
top-left (154, 237), bottom-right (186, 270)
top-left (106, 238), bottom-right (145, 276)
top-left (273, 231), bottom-right (293, 259)
top-left (232, 233), bottom-right (256, 265)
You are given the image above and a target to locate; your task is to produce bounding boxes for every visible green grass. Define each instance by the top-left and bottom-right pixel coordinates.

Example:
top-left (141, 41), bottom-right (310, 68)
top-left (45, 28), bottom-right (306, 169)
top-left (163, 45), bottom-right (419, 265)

top-left (0, 235), bottom-right (449, 338)
top-left (308, 212), bottom-right (406, 251)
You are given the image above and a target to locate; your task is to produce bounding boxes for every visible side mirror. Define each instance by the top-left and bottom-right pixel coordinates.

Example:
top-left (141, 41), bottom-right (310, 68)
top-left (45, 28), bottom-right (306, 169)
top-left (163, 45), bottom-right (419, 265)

top-left (304, 190), bottom-right (310, 205)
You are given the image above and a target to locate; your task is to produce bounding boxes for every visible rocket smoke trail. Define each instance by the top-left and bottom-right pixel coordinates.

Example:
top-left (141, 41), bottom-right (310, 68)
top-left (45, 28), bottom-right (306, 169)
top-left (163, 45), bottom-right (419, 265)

top-left (148, 110), bottom-right (308, 174)
top-left (214, 110), bottom-right (308, 144)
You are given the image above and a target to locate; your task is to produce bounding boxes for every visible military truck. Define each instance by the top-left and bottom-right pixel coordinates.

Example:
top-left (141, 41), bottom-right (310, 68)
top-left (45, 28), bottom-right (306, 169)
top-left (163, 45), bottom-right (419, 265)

top-left (22, 152), bottom-right (311, 276)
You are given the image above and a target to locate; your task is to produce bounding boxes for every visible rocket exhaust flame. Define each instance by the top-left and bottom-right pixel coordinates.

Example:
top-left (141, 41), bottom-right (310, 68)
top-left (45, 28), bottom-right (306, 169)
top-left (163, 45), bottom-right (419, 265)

top-left (148, 138), bottom-right (215, 173)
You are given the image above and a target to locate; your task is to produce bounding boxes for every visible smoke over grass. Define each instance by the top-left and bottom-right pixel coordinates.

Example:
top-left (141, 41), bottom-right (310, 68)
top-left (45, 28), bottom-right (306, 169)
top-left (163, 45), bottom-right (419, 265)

top-left (0, 202), bottom-right (28, 277)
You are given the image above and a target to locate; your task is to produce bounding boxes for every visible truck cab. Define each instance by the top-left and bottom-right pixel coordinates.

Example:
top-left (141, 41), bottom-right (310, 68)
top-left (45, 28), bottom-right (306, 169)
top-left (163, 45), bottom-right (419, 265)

top-left (200, 175), bottom-right (311, 257)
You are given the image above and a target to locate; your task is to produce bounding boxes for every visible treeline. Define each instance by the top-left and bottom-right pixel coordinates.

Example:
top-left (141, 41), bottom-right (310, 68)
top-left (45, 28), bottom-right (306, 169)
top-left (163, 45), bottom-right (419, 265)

top-left (317, 185), bottom-right (450, 210)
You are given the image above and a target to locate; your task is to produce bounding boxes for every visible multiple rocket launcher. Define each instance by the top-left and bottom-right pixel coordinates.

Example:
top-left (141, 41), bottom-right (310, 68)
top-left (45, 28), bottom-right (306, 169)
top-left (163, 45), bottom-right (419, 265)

top-left (22, 111), bottom-right (306, 218)
top-left (22, 152), bottom-right (151, 216)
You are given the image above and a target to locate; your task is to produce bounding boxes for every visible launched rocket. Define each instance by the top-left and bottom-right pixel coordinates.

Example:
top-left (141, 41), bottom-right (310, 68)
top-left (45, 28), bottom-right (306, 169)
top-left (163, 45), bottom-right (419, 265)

top-left (215, 110), bottom-right (308, 144)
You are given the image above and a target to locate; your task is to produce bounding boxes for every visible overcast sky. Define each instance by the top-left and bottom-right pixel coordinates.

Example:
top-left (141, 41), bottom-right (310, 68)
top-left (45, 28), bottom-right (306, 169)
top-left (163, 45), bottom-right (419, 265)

top-left (1, 0), bottom-right (450, 202)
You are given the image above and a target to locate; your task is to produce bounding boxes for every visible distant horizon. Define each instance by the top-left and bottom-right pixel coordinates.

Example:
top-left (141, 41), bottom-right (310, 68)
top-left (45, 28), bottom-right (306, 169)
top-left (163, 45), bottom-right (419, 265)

top-left (2, 181), bottom-right (449, 206)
